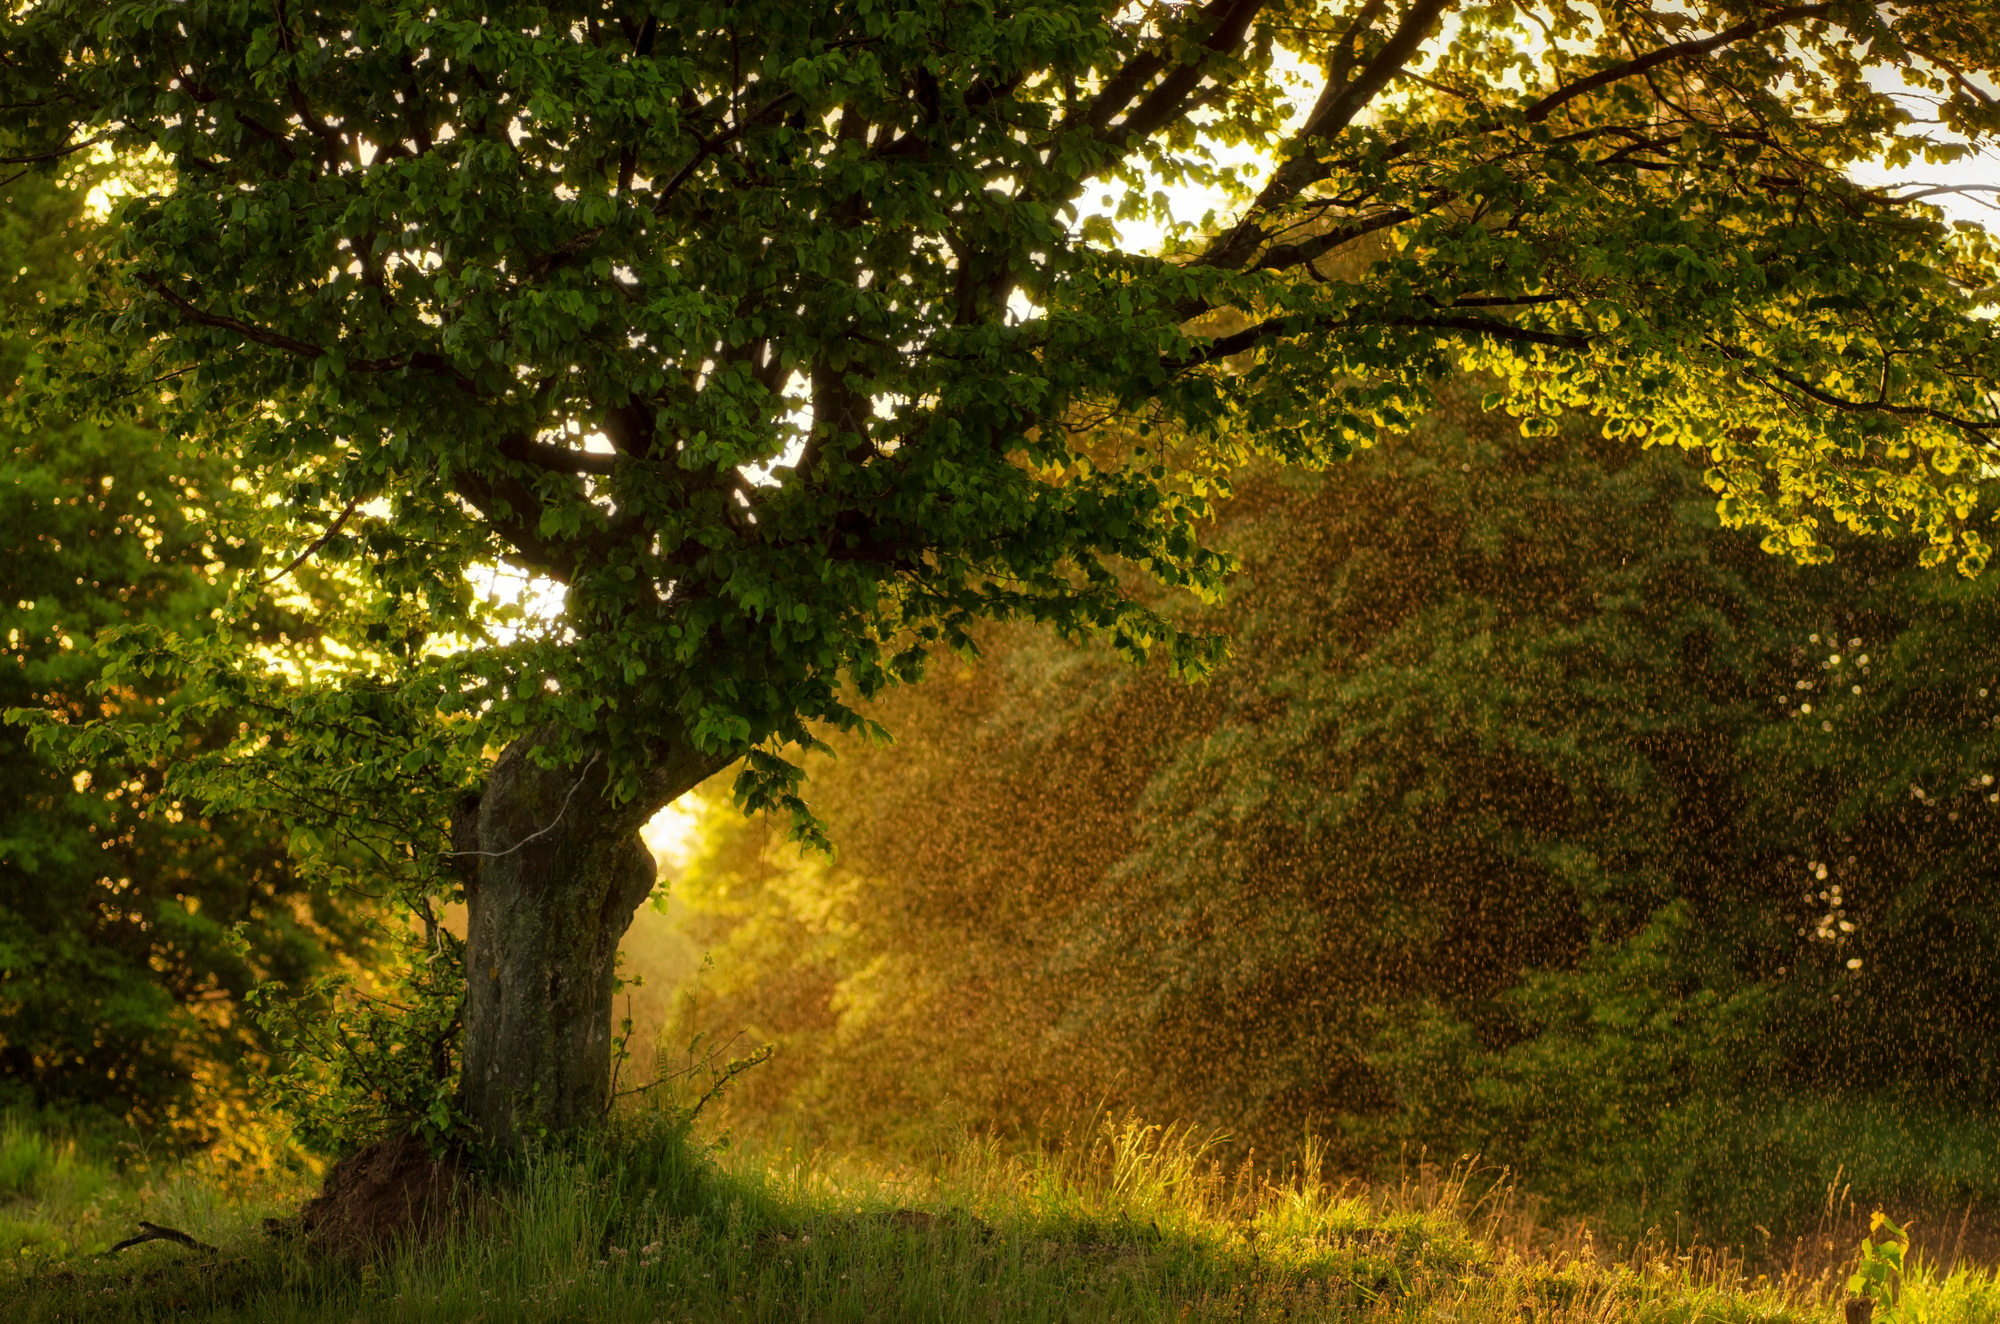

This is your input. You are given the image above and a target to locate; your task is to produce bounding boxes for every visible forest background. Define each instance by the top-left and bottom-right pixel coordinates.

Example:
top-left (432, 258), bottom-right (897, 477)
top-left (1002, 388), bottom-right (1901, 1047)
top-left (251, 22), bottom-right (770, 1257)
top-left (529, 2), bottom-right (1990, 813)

top-left (6, 158), bottom-right (1999, 1256)
top-left (649, 372), bottom-right (2000, 1248)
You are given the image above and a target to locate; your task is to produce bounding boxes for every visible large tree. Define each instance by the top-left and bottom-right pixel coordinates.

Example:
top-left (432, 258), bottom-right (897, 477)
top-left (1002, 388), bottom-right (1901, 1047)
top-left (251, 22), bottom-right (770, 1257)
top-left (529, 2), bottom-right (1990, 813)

top-left (3, 0), bottom-right (1998, 1147)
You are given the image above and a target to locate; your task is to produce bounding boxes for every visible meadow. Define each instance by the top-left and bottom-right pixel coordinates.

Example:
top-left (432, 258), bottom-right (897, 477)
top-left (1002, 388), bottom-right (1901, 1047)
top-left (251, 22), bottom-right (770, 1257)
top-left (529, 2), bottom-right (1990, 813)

top-left (5, 1108), bottom-right (1998, 1324)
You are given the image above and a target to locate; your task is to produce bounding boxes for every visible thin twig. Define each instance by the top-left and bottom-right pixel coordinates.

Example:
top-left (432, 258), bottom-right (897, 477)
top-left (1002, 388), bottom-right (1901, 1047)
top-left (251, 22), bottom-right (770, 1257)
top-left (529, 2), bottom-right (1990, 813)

top-left (259, 496), bottom-right (363, 584)
top-left (0, 130), bottom-right (114, 165)
top-left (616, 1028), bottom-right (748, 1099)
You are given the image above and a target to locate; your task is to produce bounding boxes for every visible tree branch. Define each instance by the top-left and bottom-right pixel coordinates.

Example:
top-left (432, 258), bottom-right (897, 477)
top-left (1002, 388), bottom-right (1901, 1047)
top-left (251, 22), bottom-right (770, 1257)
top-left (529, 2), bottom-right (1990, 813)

top-left (104, 1222), bottom-right (217, 1256)
top-left (499, 433), bottom-right (622, 476)
top-left (136, 274), bottom-right (327, 357)
top-left (260, 496), bottom-right (362, 584)
top-left (1251, 206), bottom-right (1418, 272)
top-left (0, 130), bottom-right (112, 165)
top-left (1195, 0), bottom-right (1450, 272)
top-left (136, 273), bottom-right (469, 381)
top-left (449, 465), bottom-right (580, 584)
top-left (1078, 0), bottom-right (1265, 133)
top-left (1100, 0), bottom-right (1269, 149)
top-left (1299, 0), bottom-right (1452, 144)
top-left (1724, 348), bottom-right (1998, 440)
top-left (1523, 5), bottom-right (1832, 124)
top-left (653, 91), bottom-right (798, 212)
top-left (1183, 309), bottom-right (1590, 366)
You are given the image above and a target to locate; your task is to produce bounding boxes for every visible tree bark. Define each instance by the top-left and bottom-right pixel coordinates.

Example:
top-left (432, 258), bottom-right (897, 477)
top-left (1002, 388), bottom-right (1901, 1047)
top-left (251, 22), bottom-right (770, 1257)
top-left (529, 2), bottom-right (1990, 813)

top-left (456, 726), bottom-right (727, 1148)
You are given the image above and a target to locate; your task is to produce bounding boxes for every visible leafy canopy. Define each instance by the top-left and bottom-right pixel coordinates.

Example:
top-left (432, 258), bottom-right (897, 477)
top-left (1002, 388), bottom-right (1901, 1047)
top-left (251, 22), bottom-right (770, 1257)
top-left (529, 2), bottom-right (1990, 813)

top-left (4, 0), bottom-right (1999, 823)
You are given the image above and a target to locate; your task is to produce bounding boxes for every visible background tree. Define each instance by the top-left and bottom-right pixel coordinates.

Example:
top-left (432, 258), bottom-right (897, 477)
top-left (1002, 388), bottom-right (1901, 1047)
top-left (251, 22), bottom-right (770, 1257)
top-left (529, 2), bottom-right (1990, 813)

top-left (3, 0), bottom-right (1998, 1147)
top-left (0, 170), bottom-right (367, 1148)
top-left (668, 385), bottom-right (2000, 1238)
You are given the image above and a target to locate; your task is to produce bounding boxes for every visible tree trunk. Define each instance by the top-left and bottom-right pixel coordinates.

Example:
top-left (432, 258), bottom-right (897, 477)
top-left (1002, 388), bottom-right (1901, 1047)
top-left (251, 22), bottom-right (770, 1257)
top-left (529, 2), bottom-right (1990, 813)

top-left (456, 728), bottom-right (724, 1148)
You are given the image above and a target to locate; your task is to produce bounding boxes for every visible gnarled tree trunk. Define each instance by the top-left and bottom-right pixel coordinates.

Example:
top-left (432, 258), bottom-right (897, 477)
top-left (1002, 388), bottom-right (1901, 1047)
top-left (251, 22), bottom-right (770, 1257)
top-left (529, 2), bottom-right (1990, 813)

top-left (455, 728), bottom-right (726, 1147)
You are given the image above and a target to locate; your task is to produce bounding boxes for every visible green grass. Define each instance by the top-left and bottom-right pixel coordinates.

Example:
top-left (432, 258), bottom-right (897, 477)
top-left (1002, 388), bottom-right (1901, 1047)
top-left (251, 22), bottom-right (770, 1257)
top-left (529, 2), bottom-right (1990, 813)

top-left (1527, 1095), bottom-right (2000, 1248)
top-left (5, 1110), bottom-right (1998, 1323)
top-left (0, 1112), bottom-right (303, 1273)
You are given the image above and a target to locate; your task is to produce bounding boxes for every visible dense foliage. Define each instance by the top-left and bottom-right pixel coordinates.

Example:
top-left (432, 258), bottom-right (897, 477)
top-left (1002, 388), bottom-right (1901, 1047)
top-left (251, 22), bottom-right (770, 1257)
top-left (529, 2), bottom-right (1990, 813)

top-left (2, 0), bottom-right (1997, 820)
top-left (5, 0), bottom-right (2000, 1149)
top-left (670, 388), bottom-right (2000, 1233)
top-left (0, 175), bottom-right (366, 1147)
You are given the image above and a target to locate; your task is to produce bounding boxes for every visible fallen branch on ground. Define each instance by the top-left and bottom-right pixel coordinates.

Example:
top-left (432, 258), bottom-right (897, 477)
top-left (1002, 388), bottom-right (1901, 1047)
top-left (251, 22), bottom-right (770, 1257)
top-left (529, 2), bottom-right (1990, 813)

top-left (104, 1222), bottom-right (218, 1255)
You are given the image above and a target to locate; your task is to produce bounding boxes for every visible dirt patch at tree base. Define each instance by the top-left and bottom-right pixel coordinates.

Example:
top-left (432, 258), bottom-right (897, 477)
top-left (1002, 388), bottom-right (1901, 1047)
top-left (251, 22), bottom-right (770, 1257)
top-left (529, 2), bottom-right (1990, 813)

top-left (278, 1132), bottom-right (469, 1255)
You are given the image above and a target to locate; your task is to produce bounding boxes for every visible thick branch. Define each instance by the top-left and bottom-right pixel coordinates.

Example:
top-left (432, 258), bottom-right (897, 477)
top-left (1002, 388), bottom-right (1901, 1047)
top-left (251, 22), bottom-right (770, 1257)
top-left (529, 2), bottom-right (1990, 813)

top-left (1323, 0), bottom-right (1394, 96)
top-left (1101, 0), bottom-right (1269, 149)
top-left (136, 273), bottom-right (469, 381)
top-left (449, 465), bottom-right (581, 584)
top-left (1300, 0), bottom-right (1452, 144)
top-left (1523, 5), bottom-right (1832, 124)
top-left (499, 433), bottom-right (622, 476)
top-left (1195, 0), bottom-right (1450, 272)
top-left (1079, 0), bottom-right (1268, 133)
top-left (1183, 309), bottom-right (1590, 366)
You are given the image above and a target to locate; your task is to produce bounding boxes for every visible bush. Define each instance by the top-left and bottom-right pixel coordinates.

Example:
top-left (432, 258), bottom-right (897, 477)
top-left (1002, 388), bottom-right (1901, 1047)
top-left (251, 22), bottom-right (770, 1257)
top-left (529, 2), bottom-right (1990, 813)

top-left (661, 386), bottom-right (2000, 1237)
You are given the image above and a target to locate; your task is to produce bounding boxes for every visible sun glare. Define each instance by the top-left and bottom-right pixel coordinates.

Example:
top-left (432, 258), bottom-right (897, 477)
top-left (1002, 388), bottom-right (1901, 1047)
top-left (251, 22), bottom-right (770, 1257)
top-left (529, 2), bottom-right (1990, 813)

top-left (641, 794), bottom-right (706, 870)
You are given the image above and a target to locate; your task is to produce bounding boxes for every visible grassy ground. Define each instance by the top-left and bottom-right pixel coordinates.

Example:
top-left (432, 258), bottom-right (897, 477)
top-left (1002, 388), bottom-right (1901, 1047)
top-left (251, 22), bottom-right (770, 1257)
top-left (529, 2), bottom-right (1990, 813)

top-left (6, 1110), bottom-right (1999, 1324)
top-left (0, 1112), bottom-right (304, 1271)
top-left (1502, 1095), bottom-right (2000, 1251)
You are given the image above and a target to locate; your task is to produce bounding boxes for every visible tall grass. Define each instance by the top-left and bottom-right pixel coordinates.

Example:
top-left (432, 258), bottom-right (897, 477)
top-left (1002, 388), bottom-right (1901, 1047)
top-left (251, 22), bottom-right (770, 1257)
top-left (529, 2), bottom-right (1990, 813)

top-left (0, 1111), bottom-right (304, 1270)
top-left (1, 1115), bottom-right (109, 1206)
top-left (7, 1108), bottom-right (1999, 1323)
top-left (1523, 1095), bottom-right (2000, 1248)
